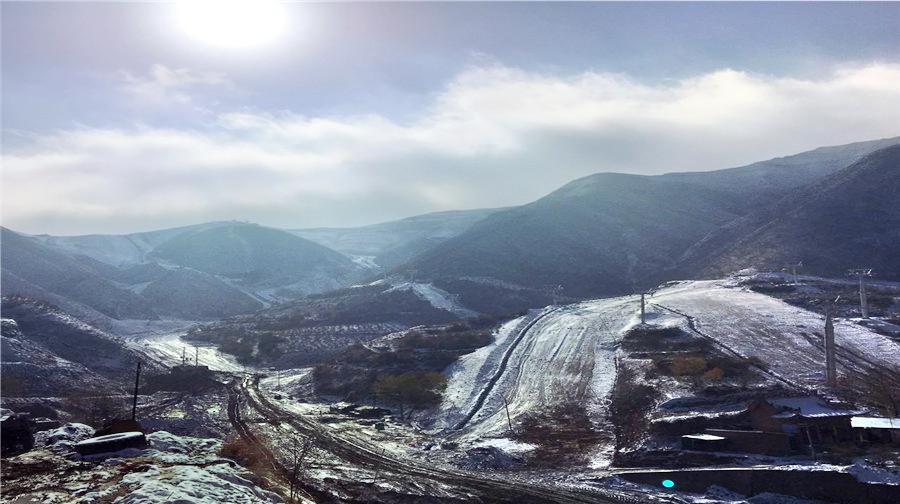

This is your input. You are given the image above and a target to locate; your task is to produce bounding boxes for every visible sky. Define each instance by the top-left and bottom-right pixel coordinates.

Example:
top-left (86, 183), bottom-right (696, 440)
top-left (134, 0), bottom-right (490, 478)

top-left (2, 1), bottom-right (900, 235)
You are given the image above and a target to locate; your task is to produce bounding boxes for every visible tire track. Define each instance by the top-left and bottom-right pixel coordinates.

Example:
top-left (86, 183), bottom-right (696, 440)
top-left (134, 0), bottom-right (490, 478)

top-left (240, 376), bottom-right (642, 504)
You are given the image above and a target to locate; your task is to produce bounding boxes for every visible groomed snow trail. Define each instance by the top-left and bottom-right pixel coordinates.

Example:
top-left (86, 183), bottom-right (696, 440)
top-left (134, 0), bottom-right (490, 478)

top-left (437, 296), bottom-right (639, 439)
top-left (438, 278), bottom-right (900, 442)
top-left (652, 280), bottom-right (900, 390)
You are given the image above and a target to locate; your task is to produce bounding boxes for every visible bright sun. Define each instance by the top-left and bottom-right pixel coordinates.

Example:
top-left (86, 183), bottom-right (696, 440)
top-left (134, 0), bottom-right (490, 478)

top-left (176, 0), bottom-right (286, 49)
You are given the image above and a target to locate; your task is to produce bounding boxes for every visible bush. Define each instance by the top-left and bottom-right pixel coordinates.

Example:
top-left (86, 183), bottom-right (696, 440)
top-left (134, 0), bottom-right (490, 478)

top-left (671, 356), bottom-right (707, 376)
top-left (219, 436), bottom-right (274, 487)
top-left (702, 367), bottom-right (725, 381)
top-left (374, 372), bottom-right (447, 418)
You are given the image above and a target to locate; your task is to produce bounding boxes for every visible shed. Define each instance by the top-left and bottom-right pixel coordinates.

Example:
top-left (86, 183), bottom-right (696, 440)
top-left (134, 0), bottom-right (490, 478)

top-left (851, 416), bottom-right (900, 444)
top-left (767, 396), bottom-right (864, 444)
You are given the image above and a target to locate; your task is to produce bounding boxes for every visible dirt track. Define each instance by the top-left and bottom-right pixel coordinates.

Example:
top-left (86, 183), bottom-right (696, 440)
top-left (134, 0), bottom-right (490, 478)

top-left (226, 375), bottom-right (682, 504)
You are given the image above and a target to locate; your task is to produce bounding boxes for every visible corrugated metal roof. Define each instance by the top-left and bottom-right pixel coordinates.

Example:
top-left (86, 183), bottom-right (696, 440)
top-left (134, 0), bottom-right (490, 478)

top-left (851, 417), bottom-right (900, 429)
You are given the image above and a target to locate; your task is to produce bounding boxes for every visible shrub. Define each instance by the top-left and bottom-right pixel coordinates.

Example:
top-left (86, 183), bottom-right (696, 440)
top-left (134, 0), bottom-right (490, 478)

top-left (374, 371), bottom-right (447, 418)
top-left (670, 356), bottom-right (707, 376)
top-left (702, 367), bottom-right (725, 381)
top-left (219, 436), bottom-right (274, 487)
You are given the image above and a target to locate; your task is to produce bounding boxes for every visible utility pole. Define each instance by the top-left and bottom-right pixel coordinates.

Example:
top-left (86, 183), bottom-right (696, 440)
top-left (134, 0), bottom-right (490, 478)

top-left (131, 360), bottom-right (142, 421)
top-left (195, 346), bottom-right (199, 366)
top-left (640, 293), bottom-right (646, 324)
top-left (848, 269), bottom-right (872, 319)
top-left (824, 307), bottom-right (836, 387)
top-left (503, 396), bottom-right (513, 435)
top-left (782, 261), bottom-right (803, 285)
top-left (182, 346), bottom-right (186, 365)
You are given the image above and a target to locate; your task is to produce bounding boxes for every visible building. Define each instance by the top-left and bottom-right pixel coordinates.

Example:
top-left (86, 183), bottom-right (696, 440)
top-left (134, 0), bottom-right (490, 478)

top-left (765, 396), bottom-right (865, 445)
top-left (851, 416), bottom-right (900, 444)
top-left (679, 395), bottom-right (865, 455)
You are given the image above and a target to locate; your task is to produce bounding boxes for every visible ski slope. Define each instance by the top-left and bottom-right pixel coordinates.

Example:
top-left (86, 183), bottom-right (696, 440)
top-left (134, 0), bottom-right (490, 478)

top-left (436, 278), bottom-right (900, 443)
top-left (652, 280), bottom-right (900, 390)
top-left (436, 295), bottom-right (640, 439)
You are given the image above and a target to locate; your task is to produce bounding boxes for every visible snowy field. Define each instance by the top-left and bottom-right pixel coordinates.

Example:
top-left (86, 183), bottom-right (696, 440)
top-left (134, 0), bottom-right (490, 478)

top-left (652, 280), bottom-right (900, 389)
top-left (131, 331), bottom-right (247, 372)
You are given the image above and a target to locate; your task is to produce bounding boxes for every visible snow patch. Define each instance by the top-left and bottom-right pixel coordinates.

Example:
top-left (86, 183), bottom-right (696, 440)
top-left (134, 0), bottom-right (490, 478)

top-left (384, 282), bottom-right (478, 318)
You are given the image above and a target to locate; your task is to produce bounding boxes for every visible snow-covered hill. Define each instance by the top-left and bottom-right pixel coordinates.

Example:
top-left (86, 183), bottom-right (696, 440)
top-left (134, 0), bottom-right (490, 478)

top-left (435, 278), bottom-right (900, 444)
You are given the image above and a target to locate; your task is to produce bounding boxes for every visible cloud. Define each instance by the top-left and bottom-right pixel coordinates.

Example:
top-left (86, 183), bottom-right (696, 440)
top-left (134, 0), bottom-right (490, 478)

top-left (119, 64), bottom-right (231, 106)
top-left (4, 62), bottom-right (900, 234)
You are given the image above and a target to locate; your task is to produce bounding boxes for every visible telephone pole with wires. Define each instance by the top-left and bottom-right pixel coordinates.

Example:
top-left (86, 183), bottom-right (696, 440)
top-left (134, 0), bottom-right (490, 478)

top-left (824, 296), bottom-right (839, 387)
top-left (848, 268), bottom-right (873, 318)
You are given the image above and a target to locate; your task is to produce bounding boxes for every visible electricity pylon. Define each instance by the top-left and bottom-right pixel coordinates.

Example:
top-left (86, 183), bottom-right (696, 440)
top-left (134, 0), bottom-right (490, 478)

top-left (848, 268), bottom-right (873, 319)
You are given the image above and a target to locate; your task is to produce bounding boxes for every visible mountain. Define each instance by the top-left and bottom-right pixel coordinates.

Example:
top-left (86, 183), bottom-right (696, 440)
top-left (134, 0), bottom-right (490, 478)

top-left (680, 144), bottom-right (900, 280)
top-left (2, 222), bottom-right (372, 326)
top-left (658, 136), bottom-right (900, 205)
top-left (1, 297), bottom-right (148, 397)
top-left (402, 174), bottom-right (743, 313)
top-left (398, 138), bottom-right (900, 314)
top-left (1, 228), bottom-right (159, 320)
top-left (148, 222), bottom-right (366, 295)
top-left (32, 222), bottom-right (227, 267)
top-left (291, 208), bottom-right (499, 270)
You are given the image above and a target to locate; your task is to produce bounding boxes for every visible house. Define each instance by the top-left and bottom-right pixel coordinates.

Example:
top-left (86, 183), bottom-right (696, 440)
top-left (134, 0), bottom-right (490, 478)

top-left (851, 416), bottom-right (900, 444)
top-left (766, 396), bottom-right (865, 445)
top-left (676, 395), bottom-right (867, 455)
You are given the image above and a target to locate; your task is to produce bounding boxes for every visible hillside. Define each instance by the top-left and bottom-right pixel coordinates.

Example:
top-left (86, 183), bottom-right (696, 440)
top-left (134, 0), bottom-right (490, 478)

top-left (291, 208), bottom-right (499, 269)
top-left (402, 173), bottom-right (742, 313)
top-left (0, 297), bottom-right (147, 397)
top-left (397, 138), bottom-right (900, 314)
top-left (659, 136), bottom-right (900, 205)
top-left (0, 228), bottom-right (159, 320)
top-left (149, 222), bottom-right (366, 294)
top-left (681, 144), bottom-right (900, 279)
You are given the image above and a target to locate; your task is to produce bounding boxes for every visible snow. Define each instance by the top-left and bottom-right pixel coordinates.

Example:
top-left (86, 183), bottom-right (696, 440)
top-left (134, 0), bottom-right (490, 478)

top-left (74, 431), bottom-right (283, 503)
top-left (131, 331), bottom-right (246, 372)
top-left (847, 460), bottom-right (900, 485)
top-left (349, 255), bottom-right (379, 270)
top-left (768, 397), bottom-right (863, 419)
top-left (473, 437), bottom-right (537, 454)
top-left (683, 434), bottom-right (727, 441)
top-left (34, 423), bottom-right (96, 450)
top-left (652, 279), bottom-right (900, 389)
top-left (436, 295), bottom-right (639, 440)
top-left (851, 416), bottom-right (900, 429)
top-left (384, 281), bottom-right (478, 318)
top-left (90, 463), bottom-right (283, 503)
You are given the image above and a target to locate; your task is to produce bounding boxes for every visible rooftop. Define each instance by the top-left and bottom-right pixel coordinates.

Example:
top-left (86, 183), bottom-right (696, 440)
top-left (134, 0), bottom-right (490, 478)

top-left (851, 417), bottom-right (900, 429)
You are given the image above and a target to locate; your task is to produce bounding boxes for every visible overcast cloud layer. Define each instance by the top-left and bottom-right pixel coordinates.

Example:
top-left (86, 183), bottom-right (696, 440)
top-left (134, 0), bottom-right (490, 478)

top-left (4, 61), bottom-right (900, 235)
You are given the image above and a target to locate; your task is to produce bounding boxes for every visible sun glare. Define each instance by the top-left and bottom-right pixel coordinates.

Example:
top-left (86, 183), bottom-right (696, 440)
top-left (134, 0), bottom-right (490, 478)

top-left (176, 0), bottom-right (286, 49)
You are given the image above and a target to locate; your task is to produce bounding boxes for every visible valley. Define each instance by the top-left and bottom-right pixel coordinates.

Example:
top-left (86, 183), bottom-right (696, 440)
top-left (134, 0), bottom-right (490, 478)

top-left (3, 138), bottom-right (900, 503)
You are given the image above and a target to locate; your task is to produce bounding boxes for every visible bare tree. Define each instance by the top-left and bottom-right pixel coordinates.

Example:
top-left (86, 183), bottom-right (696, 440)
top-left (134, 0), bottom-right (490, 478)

top-left (289, 436), bottom-right (314, 503)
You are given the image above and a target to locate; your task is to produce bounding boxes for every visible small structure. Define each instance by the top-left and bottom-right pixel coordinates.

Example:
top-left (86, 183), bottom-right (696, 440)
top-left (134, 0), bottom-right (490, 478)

top-left (767, 396), bottom-right (864, 445)
top-left (680, 433), bottom-right (727, 451)
top-left (851, 416), bottom-right (900, 444)
top-left (1, 411), bottom-right (35, 457)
